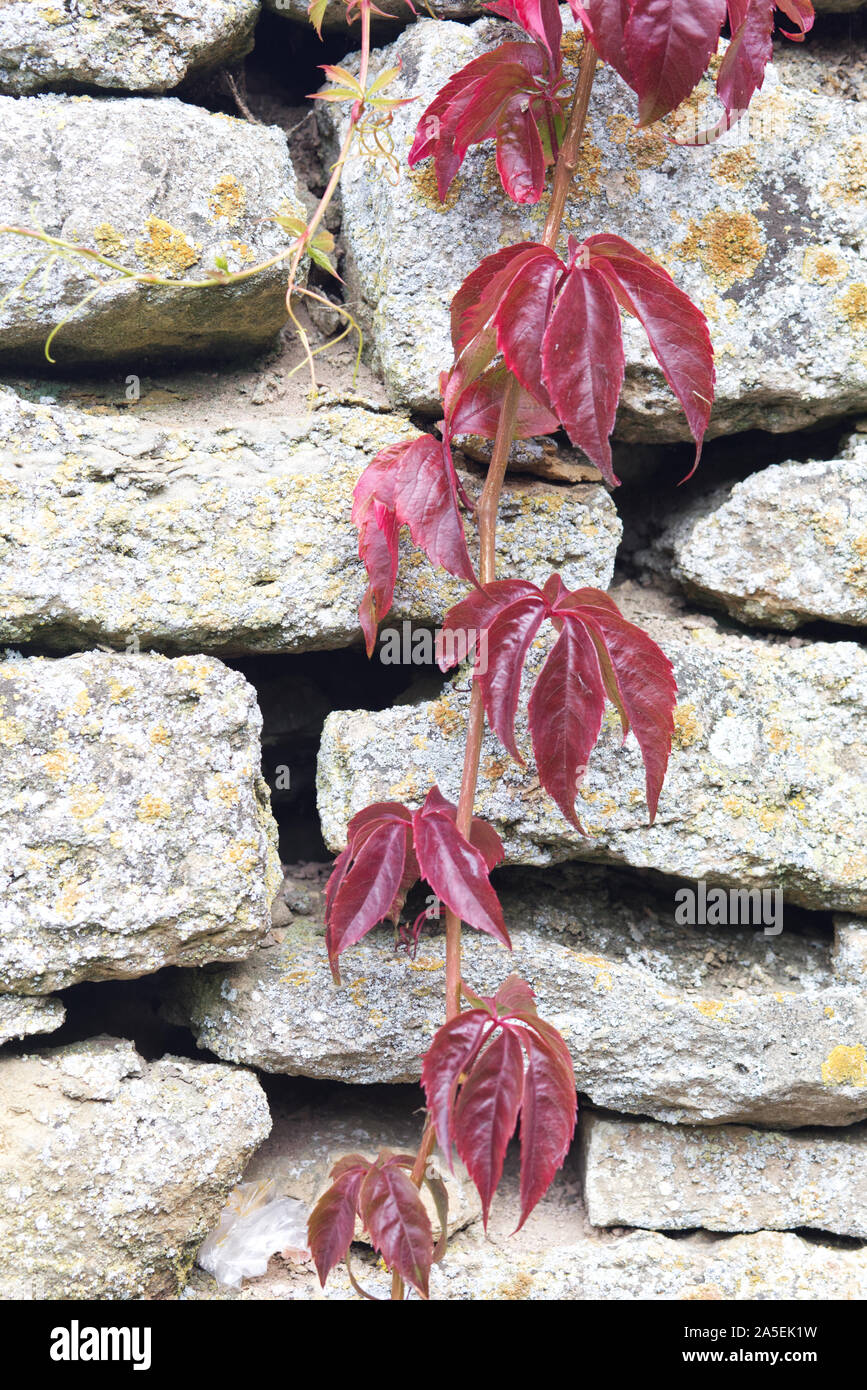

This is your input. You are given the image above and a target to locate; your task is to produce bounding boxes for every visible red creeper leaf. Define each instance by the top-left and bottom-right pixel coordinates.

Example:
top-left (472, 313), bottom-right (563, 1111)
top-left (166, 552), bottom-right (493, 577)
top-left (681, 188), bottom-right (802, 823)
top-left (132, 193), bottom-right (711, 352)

top-left (453, 1027), bottom-right (525, 1226)
top-left (413, 788), bottom-right (511, 948)
top-left (421, 1009), bottom-right (493, 1160)
top-left (517, 1028), bottom-right (577, 1228)
top-left (359, 1158), bottom-right (434, 1299)
top-left (527, 617), bottom-right (606, 831)
top-left (307, 1158), bottom-right (368, 1287)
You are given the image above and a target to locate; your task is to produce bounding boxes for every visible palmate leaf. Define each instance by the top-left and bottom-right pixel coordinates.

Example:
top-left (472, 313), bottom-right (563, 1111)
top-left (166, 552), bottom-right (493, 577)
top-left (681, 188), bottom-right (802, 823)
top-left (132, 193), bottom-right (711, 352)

top-left (324, 788), bottom-right (508, 979)
top-left (441, 576), bottom-right (677, 829)
top-left (422, 974), bottom-right (577, 1228)
top-left (442, 236), bottom-right (714, 486)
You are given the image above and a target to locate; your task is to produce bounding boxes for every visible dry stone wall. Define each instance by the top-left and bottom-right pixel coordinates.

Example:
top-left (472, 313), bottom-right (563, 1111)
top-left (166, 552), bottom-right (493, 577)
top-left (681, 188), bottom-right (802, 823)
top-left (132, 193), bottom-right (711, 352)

top-left (0, 1), bottom-right (866, 1304)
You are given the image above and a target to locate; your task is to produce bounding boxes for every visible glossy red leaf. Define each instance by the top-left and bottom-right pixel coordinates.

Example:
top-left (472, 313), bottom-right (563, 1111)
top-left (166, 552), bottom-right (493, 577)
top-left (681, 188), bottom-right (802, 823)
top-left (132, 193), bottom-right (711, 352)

top-left (493, 972), bottom-right (538, 1017)
top-left (517, 1028), bottom-right (577, 1227)
top-left (420, 785), bottom-right (506, 872)
top-left (495, 94), bottom-right (548, 203)
top-left (413, 789), bottom-right (511, 947)
top-left (569, 0), bottom-right (633, 85)
top-left (527, 616), bottom-right (607, 829)
top-left (392, 435), bottom-right (476, 588)
top-left (453, 1027), bottom-right (525, 1226)
top-left (541, 264), bottom-right (625, 486)
top-left (421, 1008), bottom-right (493, 1159)
top-left (308, 1160), bottom-right (368, 1287)
top-left (446, 363), bottom-right (560, 441)
top-left (587, 234), bottom-right (715, 472)
top-left (716, 0), bottom-right (774, 114)
top-left (478, 593), bottom-right (548, 762)
top-left (359, 1159), bottom-right (434, 1299)
top-left (486, 0), bottom-right (563, 68)
top-left (624, 0), bottom-right (726, 126)
top-left (564, 600), bottom-right (677, 821)
top-left (325, 811), bottom-right (413, 979)
top-left (494, 248), bottom-right (561, 404)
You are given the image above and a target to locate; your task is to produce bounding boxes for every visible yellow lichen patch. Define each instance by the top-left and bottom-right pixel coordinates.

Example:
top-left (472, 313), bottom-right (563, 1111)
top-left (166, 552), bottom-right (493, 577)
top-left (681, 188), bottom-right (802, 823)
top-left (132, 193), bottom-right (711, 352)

top-left (136, 794), bottom-right (171, 821)
top-left (68, 688), bottom-right (90, 718)
top-left (801, 246), bottom-right (849, 286)
top-left (0, 716), bottom-right (26, 746)
top-left (825, 1006), bottom-right (835, 1019)
top-left (69, 788), bottom-right (105, 819)
top-left (93, 222), bottom-right (128, 259)
top-left (280, 968), bottom-right (315, 987)
top-left (570, 136), bottom-right (604, 199)
top-left (407, 956), bottom-right (444, 973)
top-left (208, 175), bottom-right (247, 226)
top-left (431, 698), bottom-right (463, 738)
top-left (134, 216), bottom-right (201, 276)
top-left (41, 744), bottom-right (76, 779)
top-left (207, 775), bottom-right (241, 807)
top-left (149, 723), bottom-right (171, 746)
top-left (833, 283), bottom-right (867, 335)
top-left (108, 679), bottom-right (136, 703)
top-left (694, 999), bottom-right (731, 1022)
top-left (607, 113), bottom-right (670, 169)
top-left (824, 135), bottom-right (867, 207)
top-left (821, 1044), bottom-right (867, 1088)
top-left (674, 210), bottom-right (766, 291)
top-left (409, 164), bottom-right (462, 211)
top-left (226, 838), bottom-right (258, 873)
top-left (54, 876), bottom-right (83, 921)
top-left (578, 954), bottom-right (614, 991)
top-left (710, 148), bottom-right (757, 189)
top-left (672, 703), bottom-right (701, 749)
top-left (229, 239), bottom-right (255, 263)
top-left (348, 977), bottom-right (367, 1008)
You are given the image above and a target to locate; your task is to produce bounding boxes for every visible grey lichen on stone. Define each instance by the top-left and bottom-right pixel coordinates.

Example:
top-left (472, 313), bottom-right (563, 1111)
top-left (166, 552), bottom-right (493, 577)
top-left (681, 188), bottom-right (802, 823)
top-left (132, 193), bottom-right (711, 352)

top-left (581, 1111), bottom-right (867, 1238)
top-left (645, 432), bottom-right (867, 631)
top-left (320, 10), bottom-right (867, 437)
top-left (0, 95), bottom-right (305, 366)
top-left (0, 649), bottom-right (281, 994)
top-left (0, 1037), bottom-right (271, 1299)
top-left (165, 867), bottom-right (867, 1126)
top-left (317, 588), bottom-right (867, 914)
top-left (0, 387), bottom-right (620, 653)
top-left (0, 992), bottom-right (65, 1045)
top-left (0, 0), bottom-right (260, 95)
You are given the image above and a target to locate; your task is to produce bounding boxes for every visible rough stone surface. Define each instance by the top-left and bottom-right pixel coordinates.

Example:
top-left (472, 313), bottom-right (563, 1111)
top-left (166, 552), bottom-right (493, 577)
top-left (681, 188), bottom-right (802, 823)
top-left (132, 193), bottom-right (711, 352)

top-left (0, 1), bottom-right (260, 95)
top-left (581, 1112), bottom-right (867, 1238)
top-left (187, 1223), bottom-right (867, 1300)
top-left (0, 993), bottom-right (65, 1045)
top-left (266, 0), bottom-right (485, 25)
top-left (320, 13), bottom-right (867, 437)
top-left (166, 868), bottom-right (867, 1126)
top-left (0, 649), bottom-right (280, 994)
top-left (0, 1037), bottom-right (271, 1299)
top-left (645, 432), bottom-right (867, 631)
top-left (318, 588), bottom-right (867, 914)
top-left (0, 387), bottom-right (619, 654)
top-left (0, 96), bottom-right (305, 367)
top-left (244, 1085), bottom-right (482, 1238)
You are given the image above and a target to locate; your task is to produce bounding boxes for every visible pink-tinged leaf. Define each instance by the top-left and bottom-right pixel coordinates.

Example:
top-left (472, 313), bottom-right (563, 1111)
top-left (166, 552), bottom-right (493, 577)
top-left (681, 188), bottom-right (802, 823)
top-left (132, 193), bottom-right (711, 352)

top-left (446, 364), bottom-right (561, 441)
top-left (308, 1163), bottom-right (368, 1287)
top-left (624, 0), bottom-right (726, 126)
top-left (440, 579), bottom-right (541, 673)
top-left (565, 602), bottom-right (677, 822)
top-left (517, 1029), bottom-right (577, 1228)
top-left (569, 0), bottom-right (634, 86)
top-left (541, 265), bottom-right (625, 486)
top-left (452, 64), bottom-right (538, 163)
top-left (421, 1009), bottom-right (493, 1159)
top-left (716, 0), bottom-right (773, 114)
top-left (450, 243), bottom-right (538, 357)
top-left (495, 95), bottom-right (548, 204)
top-left (494, 249), bottom-right (561, 404)
top-left (413, 795), bottom-right (512, 948)
top-left (478, 594), bottom-right (548, 762)
top-left (353, 441), bottom-right (408, 655)
top-left (326, 817), bottom-right (411, 978)
top-left (486, 0), bottom-right (563, 68)
top-left (393, 436), bottom-right (477, 587)
top-left (494, 973), bottom-right (538, 1017)
top-left (527, 618), bottom-right (606, 829)
top-left (587, 235), bottom-right (714, 470)
top-left (359, 1159), bottom-right (434, 1299)
top-left (453, 1027), bottom-right (525, 1225)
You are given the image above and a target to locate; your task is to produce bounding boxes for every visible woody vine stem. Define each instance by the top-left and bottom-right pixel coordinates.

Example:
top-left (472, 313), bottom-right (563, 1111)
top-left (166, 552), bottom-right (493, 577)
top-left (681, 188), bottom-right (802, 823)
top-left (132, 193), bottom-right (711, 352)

top-left (443, 36), bottom-right (599, 1024)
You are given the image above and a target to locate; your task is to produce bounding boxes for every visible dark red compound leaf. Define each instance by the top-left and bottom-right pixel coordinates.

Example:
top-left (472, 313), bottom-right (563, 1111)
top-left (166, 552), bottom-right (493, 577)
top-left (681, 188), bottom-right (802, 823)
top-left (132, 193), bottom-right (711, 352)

top-left (359, 1156), bottom-right (434, 1299)
top-left (486, 0), bottom-right (563, 68)
top-left (445, 363), bottom-right (560, 442)
top-left (441, 577), bottom-right (677, 828)
top-left (421, 974), bottom-right (577, 1227)
top-left (442, 236), bottom-right (713, 485)
top-left (307, 1155), bottom-right (370, 1287)
top-left (352, 433), bottom-right (477, 656)
top-left (324, 789), bottom-right (509, 978)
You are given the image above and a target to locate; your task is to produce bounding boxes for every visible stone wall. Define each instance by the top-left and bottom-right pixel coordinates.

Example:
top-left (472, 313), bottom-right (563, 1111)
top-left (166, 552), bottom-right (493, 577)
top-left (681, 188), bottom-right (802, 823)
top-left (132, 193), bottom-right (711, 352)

top-left (1, 0), bottom-right (866, 1302)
